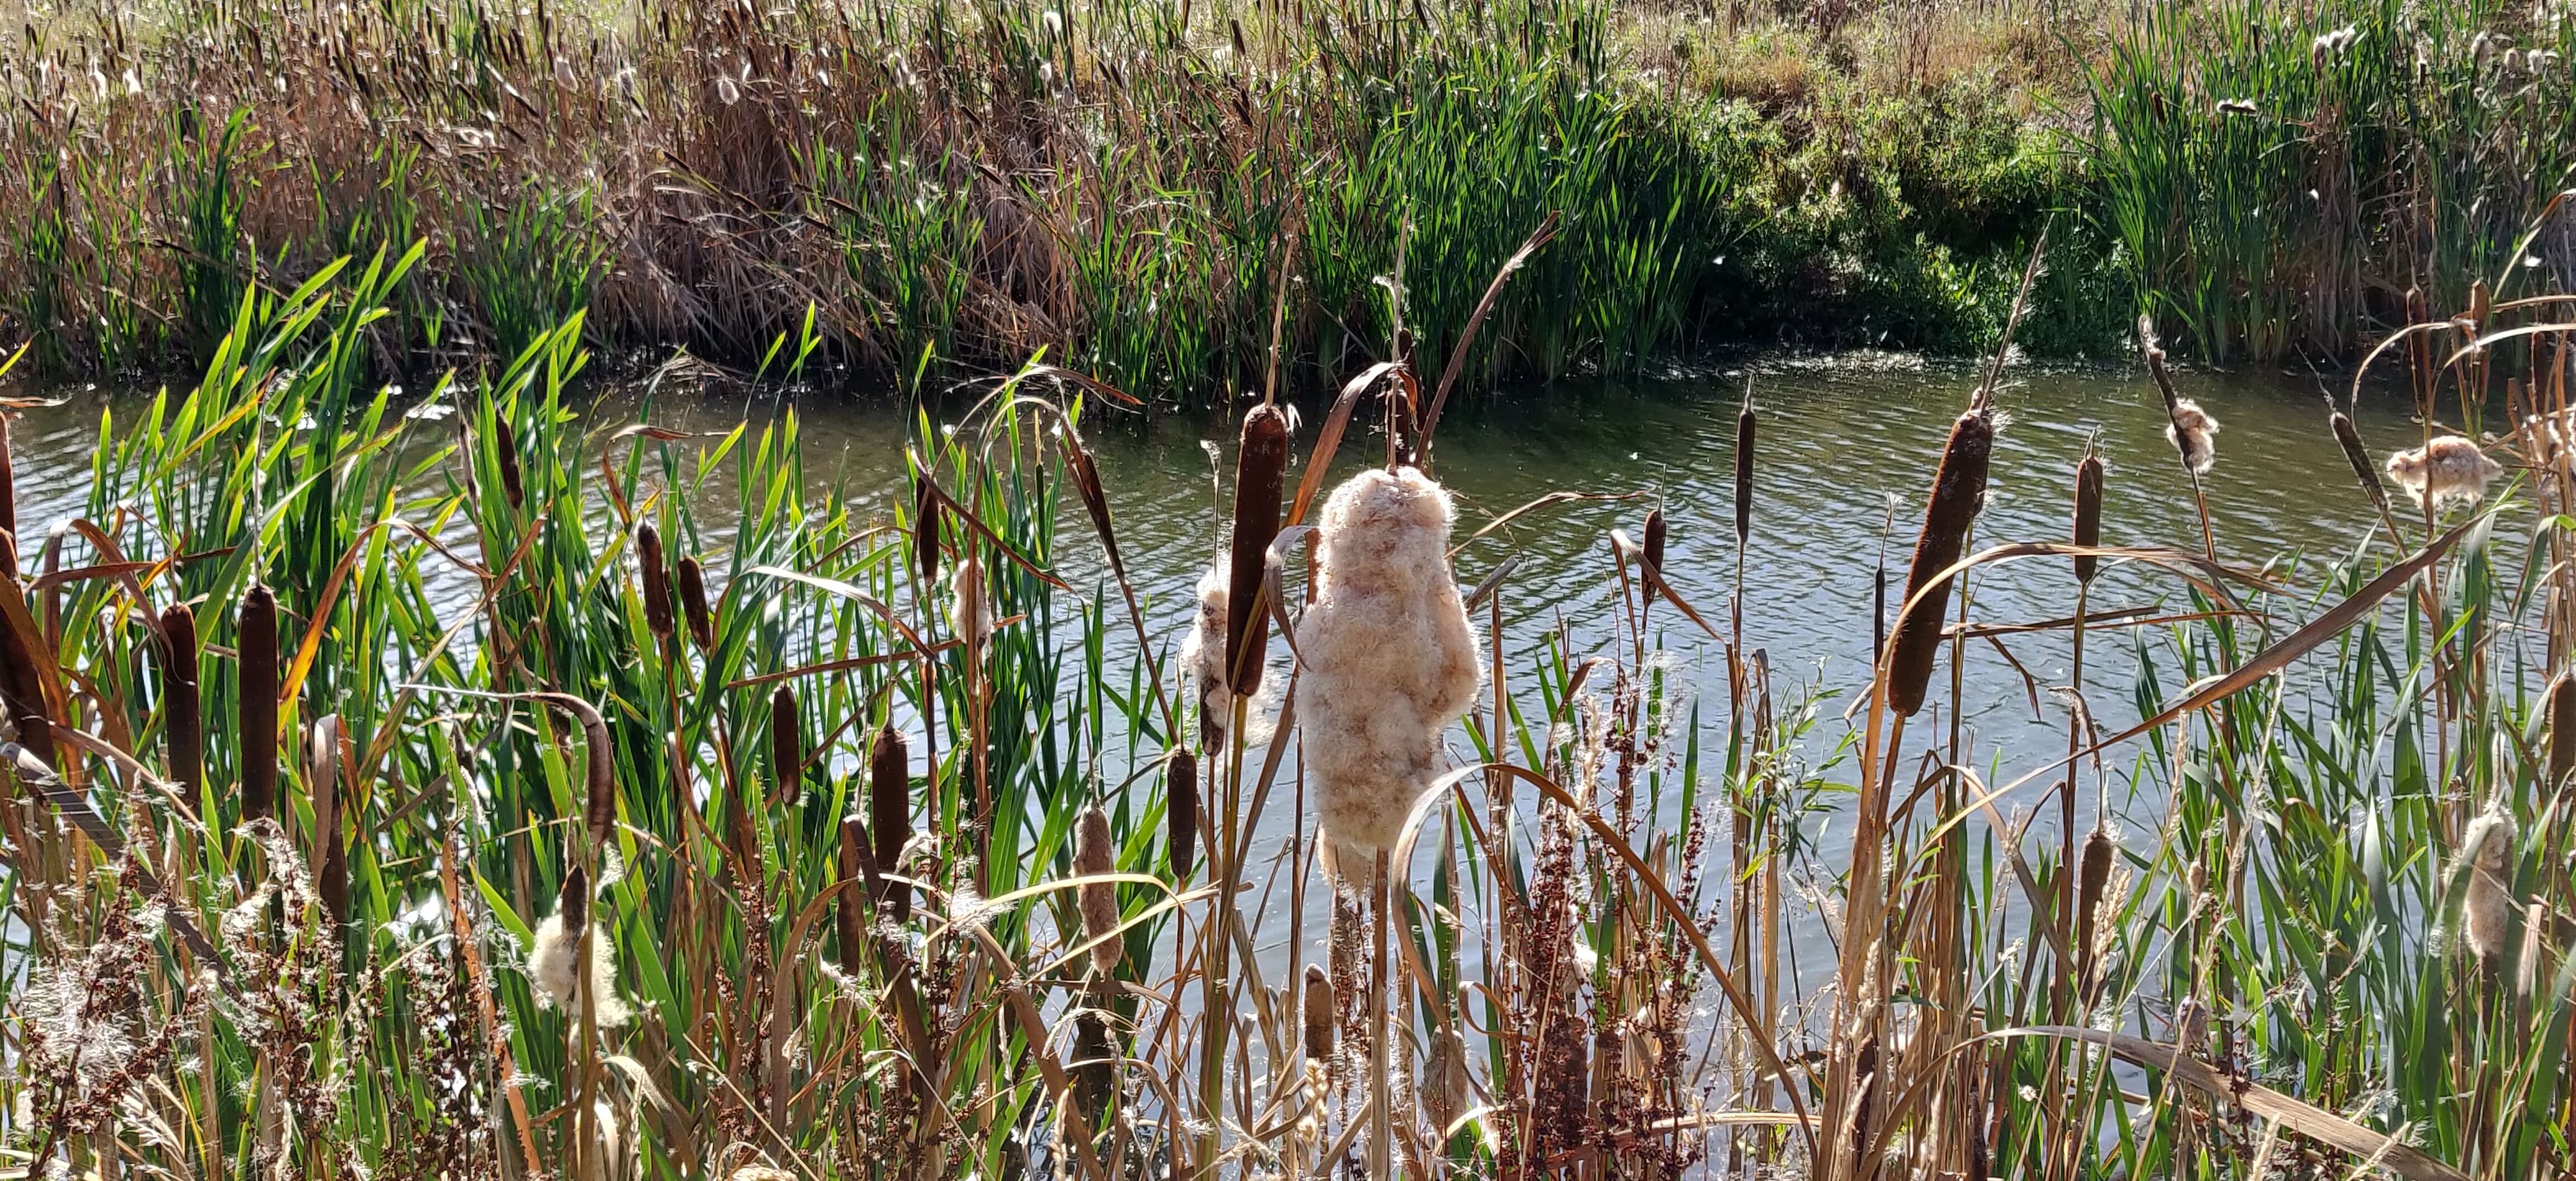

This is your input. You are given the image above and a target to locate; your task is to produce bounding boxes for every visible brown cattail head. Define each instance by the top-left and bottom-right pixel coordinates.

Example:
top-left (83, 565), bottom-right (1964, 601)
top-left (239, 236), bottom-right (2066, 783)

top-left (1072, 1009), bottom-right (1117, 1123)
top-left (769, 684), bottom-right (801, 806)
top-left (2468, 278), bottom-right (2492, 331)
top-left (1301, 962), bottom-right (1336, 1060)
top-left (677, 555), bottom-right (714, 651)
top-left (561, 862), bottom-right (591, 939)
top-left (310, 714), bottom-right (349, 925)
top-left (1734, 395), bottom-right (1756, 545)
top-left (2072, 449), bottom-right (2104, 585)
top-left (493, 413), bottom-right (525, 510)
top-left (2549, 672), bottom-right (2576, 792)
top-left (239, 582), bottom-right (280, 823)
top-left (1060, 427), bottom-right (1126, 582)
top-left (2462, 806), bottom-right (2517, 965)
top-left (1884, 409), bottom-right (1993, 717)
top-left (636, 522), bottom-right (673, 639)
top-left (2075, 829), bottom-right (2113, 982)
top-left (870, 724), bottom-right (912, 921)
top-left (1641, 508), bottom-right (1668, 606)
top-left (835, 815), bottom-right (879, 979)
top-left (1226, 404), bottom-right (1290, 696)
top-left (1075, 804), bottom-right (1121, 974)
top-left (2405, 284), bottom-right (2428, 326)
top-left (1166, 747), bottom-right (1199, 881)
top-left (160, 603), bottom-right (203, 796)
top-left (913, 473), bottom-right (941, 589)
top-left (2329, 412), bottom-right (2391, 516)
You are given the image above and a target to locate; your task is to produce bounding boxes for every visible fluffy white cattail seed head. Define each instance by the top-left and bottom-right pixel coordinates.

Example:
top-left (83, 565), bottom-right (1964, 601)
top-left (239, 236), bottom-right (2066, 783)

top-left (1296, 467), bottom-right (1483, 889)
top-left (1074, 804), bottom-right (1121, 974)
top-left (528, 908), bottom-right (631, 1026)
top-left (2460, 805), bottom-right (2517, 965)
top-left (1178, 560), bottom-right (1232, 745)
top-left (2386, 435), bottom-right (2506, 511)
top-left (948, 546), bottom-right (988, 641)
top-left (2166, 398), bottom-right (2220, 474)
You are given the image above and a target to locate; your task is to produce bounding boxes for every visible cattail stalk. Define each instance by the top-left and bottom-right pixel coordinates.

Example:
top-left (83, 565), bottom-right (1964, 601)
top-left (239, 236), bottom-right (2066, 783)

top-left (239, 583), bottom-right (279, 824)
top-left (870, 724), bottom-right (911, 921)
top-left (493, 413), bottom-right (525, 510)
top-left (1226, 405), bottom-right (1290, 696)
top-left (162, 604), bottom-right (203, 796)
top-left (678, 555), bottom-right (714, 651)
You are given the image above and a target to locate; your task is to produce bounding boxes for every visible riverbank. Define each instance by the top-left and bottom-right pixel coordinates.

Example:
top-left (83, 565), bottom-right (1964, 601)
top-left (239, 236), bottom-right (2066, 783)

top-left (5, 0), bottom-right (2573, 399)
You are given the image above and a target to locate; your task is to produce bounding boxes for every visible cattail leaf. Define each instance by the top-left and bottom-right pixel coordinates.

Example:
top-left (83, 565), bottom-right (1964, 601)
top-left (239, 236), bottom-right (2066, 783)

top-left (1291, 361), bottom-right (1400, 527)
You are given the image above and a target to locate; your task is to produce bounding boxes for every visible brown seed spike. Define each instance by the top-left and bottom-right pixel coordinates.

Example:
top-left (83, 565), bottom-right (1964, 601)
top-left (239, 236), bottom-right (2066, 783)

top-left (1226, 404), bottom-right (1290, 696)
top-left (493, 413), bottom-right (524, 510)
top-left (1076, 804), bottom-right (1121, 974)
top-left (913, 473), bottom-right (941, 589)
top-left (1641, 508), bottom-right (1667, 607)
top-left (1166, 747), bottom-right (1198, 881)
top-left (2074, 829), bottom-right (2113, 996)
top-left (2073, 450), bottom-right (2104, 586)
top-left (769, 684), bottom-right (801, 806)
top-left (1734, 396), bottom-right (1756, 545)
top-left (161, 603), bottom-right (203, 797)
top-left (1302, 962), bottom-right (1336, 1060)
top-left (870, 724), bottom-right (912, 922)
top-left (677, 555), bottom-right (714, 651)
top-left (636, 522), bottom-right (673, 639)
top-left (561, 862), bottom-right (590, 939)
top-left (239, 583), bottom-right (280, 824)
top-left (1884, 410), bottom-right (1993, 717)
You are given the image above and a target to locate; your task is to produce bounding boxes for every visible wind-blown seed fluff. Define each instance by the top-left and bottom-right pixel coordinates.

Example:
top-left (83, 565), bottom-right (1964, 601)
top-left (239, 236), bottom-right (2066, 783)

top-left (2459, 806), bottom-right (2516, 965)
top-left (2385, 435), bottom-right (2504, 511)
top-left (529, 871), bottom-right (631, 1026)
top-left (1177, 560), bottom-right (1232, 747)
top-left (2165, 398), bottom-right (2220, 475)
top-left (949, 546), bottom-right (987, 641)
top-left (1074, 804), bottom-right (1121, 974)
top-left (1296, 467), bottom-right (1481, 886)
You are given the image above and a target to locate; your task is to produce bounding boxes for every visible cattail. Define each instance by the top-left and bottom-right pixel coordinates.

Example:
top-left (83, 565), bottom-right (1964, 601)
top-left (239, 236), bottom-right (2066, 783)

top-left (2385, 435), bottom-right (2504, 511)
top-left (1641, 508), bottom-right (1668, 605)
top-left (1301, 962), bottom-right (1336, 1060)
top-left (1074, 804), bottom-right (1121, 974)
top-left (1884, 410), bottom-right (1993, 718)
top-left (2460, 806), bottom-right (2517, 965)
top-left (493, 413), bottom-right (525, 509)
top-left (528, 864), bottom-right (629, 1024)
top-left (160, 603), bottom-right (203, 796)
top-left (1422, 1022), bottom-right (1470, 1135)
top-left (2073, 828), bottom-right (2113, 991)
top-left (635, 522), bottom-right (673, 639)
top-left (1298, 467), bottom-right (1482, 885)
top-left (870, 724), bottom-right (912, 921)
top-left (1072, 1008), bottom-right (1117, 1125)
top-left (948, 544), bottom-right (987, 641)
top-left (2072, 449), bottom-right (2104, 585)
top-left (1178, 561), bottom-right (1232, 748)
top-left (1734, 394), bottom-right (1756, 545)
top-left (1166, 747), bottom-right (1198, 880)
top-left (2549, 672), bottom-right (2576, 792)
top-left (677, 555), bottom-right (714, 651)
top-left (0, 538), bottom-right (44, 766)
top-left (1225, 405), bottom-right (1290, 696)
top-left (239, 582), bottom-right (280, 824)
top-left (2329, 412), bottom-right (2391, 515)
top-left (835, 815), bottom-right (878, 979)
top-left (913, 473), bottom-right (941, 588)
top-left (310, 714), bottom-right (348, 926)
top-left (2143, 341), bottom-right (2218, 474)
top-left (769, 684), bottom-right (800, 806)
top-left (2519, 900), bottom-right (2546, 1001)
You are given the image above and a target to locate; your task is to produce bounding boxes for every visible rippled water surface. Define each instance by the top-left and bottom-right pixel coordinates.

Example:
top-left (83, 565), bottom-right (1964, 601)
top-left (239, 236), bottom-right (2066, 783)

top-left (7, 354), bottom-right (2432, 970)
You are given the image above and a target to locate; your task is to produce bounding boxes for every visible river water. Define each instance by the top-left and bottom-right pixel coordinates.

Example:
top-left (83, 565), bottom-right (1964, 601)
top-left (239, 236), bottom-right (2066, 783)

top-left (6, 353), bottom-right (2430, 981)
